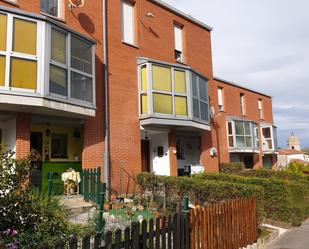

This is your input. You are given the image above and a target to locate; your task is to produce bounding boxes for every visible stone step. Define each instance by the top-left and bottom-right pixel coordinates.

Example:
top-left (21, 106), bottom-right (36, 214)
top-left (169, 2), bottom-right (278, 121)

top-left (59, 194), bottom-right (97, 217)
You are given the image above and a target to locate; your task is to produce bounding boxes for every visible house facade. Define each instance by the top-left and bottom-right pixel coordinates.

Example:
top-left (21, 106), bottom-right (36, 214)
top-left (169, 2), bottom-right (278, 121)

top-left (0, 0), bottom-right (277, 193)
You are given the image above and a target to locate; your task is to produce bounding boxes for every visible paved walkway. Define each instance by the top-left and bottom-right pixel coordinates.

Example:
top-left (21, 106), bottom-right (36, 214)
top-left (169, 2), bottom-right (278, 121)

top-left (265, 219), bottom-right (309, 249)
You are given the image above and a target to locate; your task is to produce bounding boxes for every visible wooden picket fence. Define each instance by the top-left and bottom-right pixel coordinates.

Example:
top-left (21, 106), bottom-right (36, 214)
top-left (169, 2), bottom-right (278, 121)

top-left (80, 167), bottom-right (101, 204)
top-left (190, 197), bottom-right (257, 249)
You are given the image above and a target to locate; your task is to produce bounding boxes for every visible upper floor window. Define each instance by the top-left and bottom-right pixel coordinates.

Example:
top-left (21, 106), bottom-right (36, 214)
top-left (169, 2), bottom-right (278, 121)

top-left (121, 0), bottom-right (136, 45)
top-left (240, 93), bottom-right (245, 115)
top-left (261, 126), bottom-right (277, 151)
top-left (258, 99), bottom-right (263, 119)
top-left (217, 87), bottom-right (224, 112)
top-left (174, 24), bottom-right (184, 62)
top-left (41, 0), bottom-right (63, 19)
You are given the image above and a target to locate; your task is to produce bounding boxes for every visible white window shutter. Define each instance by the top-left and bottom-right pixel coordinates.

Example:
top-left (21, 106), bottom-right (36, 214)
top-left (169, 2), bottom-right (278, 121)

top-left (174, 25), bottom-right (183, 52)
top-left (122, 1), bottom-right (135, 44)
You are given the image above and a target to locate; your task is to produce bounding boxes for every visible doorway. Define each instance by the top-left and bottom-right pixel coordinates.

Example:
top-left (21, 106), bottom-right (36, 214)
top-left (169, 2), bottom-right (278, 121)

top-left (31, 132), bottom-right (43, 156)
top-left (141, 140), bottom-right (150, 172)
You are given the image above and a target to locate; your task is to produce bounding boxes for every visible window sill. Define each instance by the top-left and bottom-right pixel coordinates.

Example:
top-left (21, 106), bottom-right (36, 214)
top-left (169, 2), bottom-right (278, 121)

top-left (175, 60), bottom-right (187, 66)
top-left (40, 12), bottom-right (66, 23)
top-left (0, 0), bottom-right (18, 6)
top-left (121, 40), bottom-right (139, 49)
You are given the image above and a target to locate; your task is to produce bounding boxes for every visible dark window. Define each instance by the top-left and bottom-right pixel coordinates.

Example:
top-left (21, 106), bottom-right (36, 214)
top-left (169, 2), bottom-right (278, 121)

top-left (41, 0), bottom-right (58, 17)
top-left (51, 133), bottom-right (68, 158)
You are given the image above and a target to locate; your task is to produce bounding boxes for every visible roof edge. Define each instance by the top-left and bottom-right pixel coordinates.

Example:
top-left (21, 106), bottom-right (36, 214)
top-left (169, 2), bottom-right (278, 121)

top-left (214, 76), bottom-right (272, 98)
top-left (149, 0), bottom-right (213, 31)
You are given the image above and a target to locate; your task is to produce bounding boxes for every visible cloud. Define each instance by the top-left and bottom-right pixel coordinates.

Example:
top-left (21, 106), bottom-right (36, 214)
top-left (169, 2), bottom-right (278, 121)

top-left (164, 0), bottom-right (309, 147)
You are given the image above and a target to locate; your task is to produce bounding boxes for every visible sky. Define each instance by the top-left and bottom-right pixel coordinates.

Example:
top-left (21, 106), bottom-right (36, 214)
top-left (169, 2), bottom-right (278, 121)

top-left (164, 0), bottom-right (309, 148)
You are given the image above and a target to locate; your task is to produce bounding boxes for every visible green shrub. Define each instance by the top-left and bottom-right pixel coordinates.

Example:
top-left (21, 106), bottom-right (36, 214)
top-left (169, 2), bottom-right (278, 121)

top-left (136, 172), bottom-right (265, 219)
top-left (194, 173), bottom-right (293, 223)
top-left (219, 162), bottom-right (245, 173)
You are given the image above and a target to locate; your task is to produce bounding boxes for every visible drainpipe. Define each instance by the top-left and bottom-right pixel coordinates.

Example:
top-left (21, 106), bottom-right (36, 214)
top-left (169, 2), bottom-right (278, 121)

top-left (102, 0), bottom-right (110, 196)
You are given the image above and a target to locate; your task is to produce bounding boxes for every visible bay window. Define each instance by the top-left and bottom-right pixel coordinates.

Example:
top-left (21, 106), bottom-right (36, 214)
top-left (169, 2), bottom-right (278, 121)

top-left (227, 120), bottom-right (259, 150)
top-left (139, 61), bottom-right (209, 125)
top-left (261, 126), bottom-right (277, 151)
top-left (0, 10), bottom-right (96, 110)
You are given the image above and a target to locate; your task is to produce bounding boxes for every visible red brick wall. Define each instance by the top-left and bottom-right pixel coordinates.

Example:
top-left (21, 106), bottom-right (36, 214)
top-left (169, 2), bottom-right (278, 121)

top-left (213, 78), bottom-right (274, 168)
top-left (15, 113), bottom-right (31, 159)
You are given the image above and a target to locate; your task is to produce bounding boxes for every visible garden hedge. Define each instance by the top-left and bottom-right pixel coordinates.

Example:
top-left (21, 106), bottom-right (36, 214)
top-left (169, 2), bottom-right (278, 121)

top-left (136, 172), bottom-right (265, 220)
top-left (219, 162), bottom-right (245, 173)
top-left (194, 173), bottom-right (293, 223)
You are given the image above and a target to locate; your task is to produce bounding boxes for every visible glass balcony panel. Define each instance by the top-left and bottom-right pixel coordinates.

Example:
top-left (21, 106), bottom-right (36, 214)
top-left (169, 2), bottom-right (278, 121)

top-left (141, 94), bottom-right (148, 114)
top-left (49, 64), bottom-right (67, 96)
top-left (10, 57), bottom-right (37, 89)
top-left (199, 77), bottom-right (208, 101)
top-left (175, 96), bottom-right (187, 115)
top-left (0, 56), bottom-right (5, 86)
top-left (200, 102), bottom-right (209, 121)
top-left (174, 70), bottom-right (186, 93)
top-left (71, 36), bottom-right (92, 74)
top-left (0, 14), bottom-right (7, 51)
top-left (71, 72), bottom-right (93, 102)
top-left (152, 65), bottom-right (171, 92)
top-left (13, 18), bottom-right (37, 55)
top-left (51, 29), bottom-right (66, 64)
top-left (141, 66), bottom-right (147, 91)
top-left (193, 99), bottom-right (200, 118)
top-left (236, 136), bottom-right (245, 147)
top-left (192, 73), bottom-right (198, 97)
top-left (235, 121), bottom-right (244, 135)
top-left (153, 93), bottom-right (172, 114)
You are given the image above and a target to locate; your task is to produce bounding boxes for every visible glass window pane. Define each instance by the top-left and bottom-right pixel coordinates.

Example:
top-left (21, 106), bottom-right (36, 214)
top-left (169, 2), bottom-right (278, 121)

top-left (71, 36), bottom-right (92, 74)
top-left (49, 65), bottom-right (67, 96)
top-left (228, 122), bottom-right (233, 135)
top-left (192, 73), bottom-right (198, 97)
top-left (153, 93), bottom-right (172, 114)
top-left (174, 70), bottom-right (186, 93)
top-left (0, 14), bottom-right (7, 51)
top-left (0, 56), bottom-right (5, 86)
top-left (141, 65), bottom-right (147, 91)
top-left (41, 0), bottom-right (58, 17)
top-left (245, 136), bottom-right (253, 147)
top-left (229, 136), bottom-right (234, 147)
top-left (235, 121), bottom-right (244, 135)
top-left (13, 18), bottom-right (37, 55)
top-left (71, 72), bottom-right (93, 102)
top-left (244, 122), bottom-right (251, 135)
top-left (10, 58), bottom-right (37, 89)
top-left (51, 133), bottom-right (67, 158)
top-left (175, 96), bottom-right (187, 116)
top-left (141, 94), bottom-right (148, 114)
top-left (199, 77), bottom-right (208, 101)
top-left (263, 127), bottom-right (271, 138)
top-left (267, 139), bottom-right (273, 150)
top-left (51, 29), bottom-right (66, 64)
top-left (193, 99), bottom-right (200, 118)
top-left (200, 102), bottom-right (209, 121)
top-left (236, 136), bottom-right (245, 147)
top-left (152, 65), bottom-right (171, 92)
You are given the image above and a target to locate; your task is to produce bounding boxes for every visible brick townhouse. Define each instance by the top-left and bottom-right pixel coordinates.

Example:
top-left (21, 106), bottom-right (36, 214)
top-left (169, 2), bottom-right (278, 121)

top-left (0, 0), bottom-right (277, 192)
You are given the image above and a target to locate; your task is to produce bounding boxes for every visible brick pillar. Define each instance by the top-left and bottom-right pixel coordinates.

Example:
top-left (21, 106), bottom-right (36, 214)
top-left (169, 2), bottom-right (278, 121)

top-left (253, 153), bottom-right (263, 169)
top-left (168, 130), bottom-right (177, 176)
top-left (200, 129), bottom-right (219, 172)
top-left (16, 113), bottom-right (31, 159)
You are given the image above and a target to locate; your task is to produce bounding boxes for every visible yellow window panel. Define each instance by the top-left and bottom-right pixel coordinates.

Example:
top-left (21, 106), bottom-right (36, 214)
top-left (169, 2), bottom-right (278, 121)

top-left (10, 58), bottom-right (37, 89)
top-left (13, 18), bottom-right (37, 55)
top-left (153, 93), bottom-right (172, 114)
top-left (51, 29), bottom-right (66, 64)
top-left (0, 14), bottom-right (7, 51)
top-left (0, 56), bottom-right (5, 86)
top-left (174, 70), bottom-right (186, 93)
top-left (141, 66), bottom-right (147, 91)
top-left (152, 65), bottom-right (171, 92)
top-left (141, 94), bottom-right (148, 114)
top-left (175, 96), bottom-right (187, 116)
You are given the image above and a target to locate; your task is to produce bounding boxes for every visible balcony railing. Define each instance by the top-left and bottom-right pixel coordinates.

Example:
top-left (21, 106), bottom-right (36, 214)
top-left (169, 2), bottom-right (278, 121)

top-left (138, 58), bottom-right (210, 130)
top-left (0, 7), bottom-right (96, 116)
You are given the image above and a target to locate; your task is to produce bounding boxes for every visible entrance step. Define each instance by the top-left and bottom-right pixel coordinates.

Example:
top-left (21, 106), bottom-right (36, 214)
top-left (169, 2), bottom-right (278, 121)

top-left (59, 195), bottom-right (98, 225)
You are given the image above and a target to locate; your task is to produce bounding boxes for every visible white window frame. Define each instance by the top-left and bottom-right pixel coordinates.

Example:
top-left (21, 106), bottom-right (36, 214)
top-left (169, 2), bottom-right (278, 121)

top-left (258, 99), bottom-right (263, 119)
top-left (40, 0), bottom-right (64, 19)
top-left (218, 87), bottom-right (224, 112)
top-left (261, 126), bottom-right (275, 151)
top-left (240, 93), bottom-right (245, 115)
top-left (0, 12), bottom-right (44, 95)
top-left (174, 24), bottom-right (184, 62)
top-left (121, 0), bottom-right (136, 46)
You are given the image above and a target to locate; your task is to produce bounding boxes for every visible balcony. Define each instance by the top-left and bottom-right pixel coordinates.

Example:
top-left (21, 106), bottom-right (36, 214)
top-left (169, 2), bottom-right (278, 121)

top-left (261, 125), bottom-right (278, 153)
top-left (227, 119), bottom-right (260, 153)
top-left (138, 58), bottom-right (210, 131)
top-left (0, 7), bottom-right (96, 118)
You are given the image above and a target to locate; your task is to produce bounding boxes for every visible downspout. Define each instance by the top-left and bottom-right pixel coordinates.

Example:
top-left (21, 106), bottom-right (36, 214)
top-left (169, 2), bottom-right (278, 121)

top-left (102, 0), bottom-right (110, 196)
